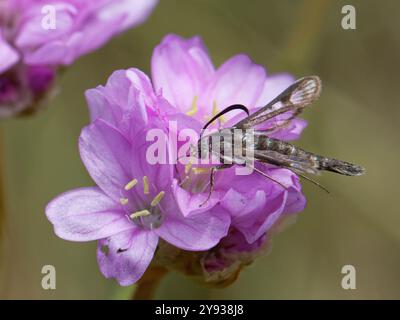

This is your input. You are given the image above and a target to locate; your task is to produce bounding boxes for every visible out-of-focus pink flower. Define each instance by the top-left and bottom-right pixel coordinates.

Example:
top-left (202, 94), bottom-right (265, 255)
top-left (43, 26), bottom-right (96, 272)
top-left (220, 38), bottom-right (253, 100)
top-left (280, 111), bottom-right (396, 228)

top-left (0, 0), bottom-right (158, 117)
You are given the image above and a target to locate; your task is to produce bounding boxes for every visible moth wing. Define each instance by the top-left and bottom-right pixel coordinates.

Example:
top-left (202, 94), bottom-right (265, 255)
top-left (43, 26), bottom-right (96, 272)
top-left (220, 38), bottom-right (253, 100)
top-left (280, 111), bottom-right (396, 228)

top-left (234, 76), bottom-right (321, 129)
top-left (252, 149), bottom-right (320, 175)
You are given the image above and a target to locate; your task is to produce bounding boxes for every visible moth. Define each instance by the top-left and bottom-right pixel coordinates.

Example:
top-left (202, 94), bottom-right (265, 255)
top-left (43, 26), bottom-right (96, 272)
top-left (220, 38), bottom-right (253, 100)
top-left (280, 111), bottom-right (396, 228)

top-left (188, 76), bottom-right (365, 203)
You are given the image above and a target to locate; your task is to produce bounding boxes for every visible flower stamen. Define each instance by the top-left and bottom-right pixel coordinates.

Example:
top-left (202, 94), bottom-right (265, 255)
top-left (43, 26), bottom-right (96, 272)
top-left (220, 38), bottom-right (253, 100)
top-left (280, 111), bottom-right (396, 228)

top-left (212, 101), bottom-right (218, 116)
top-left (192, 167), bottom-right (210, 175)
top-left (185, 161), bottom-right (193, 174)
top-left (124, 178), bottom-right (138, 190)
top-left (119, 197), bottom-right (129, 205)
top-left (213, 100), bottom-right (225, 123)
top-left (151, 191), bottom-right (165, 207)
top-left (143, 176), bottom-right (149, 194)
top-left (130, 209), bottom-right (151, 220)
top-left (186, 96), bottom-right (198, 116)
top-left (203, 100), bottom-right (225, 124)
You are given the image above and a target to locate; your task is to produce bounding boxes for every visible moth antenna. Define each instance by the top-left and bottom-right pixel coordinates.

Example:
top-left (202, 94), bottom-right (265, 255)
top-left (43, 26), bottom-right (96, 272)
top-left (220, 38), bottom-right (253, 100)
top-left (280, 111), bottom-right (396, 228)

top-left (289, 169), bottom-right (330, 194)
top-left (201, 104), bottom-right (249, 136)
top-left (250, 165), bottom-right (288, 190)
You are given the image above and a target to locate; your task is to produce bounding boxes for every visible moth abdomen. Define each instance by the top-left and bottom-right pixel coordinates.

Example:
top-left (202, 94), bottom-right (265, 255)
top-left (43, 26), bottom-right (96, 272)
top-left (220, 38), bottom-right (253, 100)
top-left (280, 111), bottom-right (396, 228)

top-left (315, 156), bottom-right (365, 176)
top-left (256, 136), bottom-right (298, 156)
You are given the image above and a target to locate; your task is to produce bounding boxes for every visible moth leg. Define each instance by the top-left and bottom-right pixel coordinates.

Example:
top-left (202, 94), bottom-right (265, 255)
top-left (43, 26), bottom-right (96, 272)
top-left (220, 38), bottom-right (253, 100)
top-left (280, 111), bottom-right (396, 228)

top-left (200, 167), bottom-right (217, 207)
top-left (200, 164), bottom-right (232, 207)
top-left (178, 175), bottom-right (190, 187)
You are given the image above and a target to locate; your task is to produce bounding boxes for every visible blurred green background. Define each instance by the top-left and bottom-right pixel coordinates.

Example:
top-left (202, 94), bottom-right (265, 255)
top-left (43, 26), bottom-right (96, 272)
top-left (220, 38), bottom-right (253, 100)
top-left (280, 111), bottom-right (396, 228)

top-left (1, 0), bottom-right (399, 299)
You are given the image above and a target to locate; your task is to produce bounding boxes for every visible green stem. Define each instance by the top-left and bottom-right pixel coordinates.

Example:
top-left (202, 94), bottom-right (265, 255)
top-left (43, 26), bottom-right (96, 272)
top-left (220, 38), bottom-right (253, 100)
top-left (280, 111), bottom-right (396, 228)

top-left (131, 266), bottom-right (168, 300)
top-left (0, 127), bottom-right (6, 242)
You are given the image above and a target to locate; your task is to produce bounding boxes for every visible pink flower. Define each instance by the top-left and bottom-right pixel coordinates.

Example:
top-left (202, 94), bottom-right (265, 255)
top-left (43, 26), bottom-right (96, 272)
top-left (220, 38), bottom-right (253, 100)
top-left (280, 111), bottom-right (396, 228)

top-left (150, 34), bottom-right (306, 244)
top-left (151, 34), bottom-right (306, 139)
top-left (46, 115), bottom-right (230, 286)
top-left (0, 0), bottom-right (158, 117)
top-left (47, 34), bottom-right (307, 286)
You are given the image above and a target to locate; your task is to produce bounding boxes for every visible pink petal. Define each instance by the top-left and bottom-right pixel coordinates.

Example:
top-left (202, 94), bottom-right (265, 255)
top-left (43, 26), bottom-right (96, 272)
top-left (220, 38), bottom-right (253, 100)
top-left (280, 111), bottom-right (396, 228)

top-left (151, 34), bottom-right (215, 113)
top-left (19, 1), bottom-right (159, 65)
top-left (96, 0), bottom-right (159, 31)
top-left (235, 191), bottom-right (287, 243)
top-left (156, 193), bottom-right (230, 251)
top-left (79, 119), bottom-right (132, 201)
top-left (0, 35), bottom-right (19, 74)
top-left (269, 168), bottom-right (307, 214)
top-left (23, 34), bottom-right (81, 65)
top-left (201, 54), bottom-right (266, 117)
top-left (220, 188), bottom-right (266, 220)
top-left (171, 179), bottom-right (221, 217)
top-left (255, 73), bottom-right (295, 106)
top-left (85, 68), bottom-right (155, 134)
top-left (128, 119), bottom-right (174, 192)
top-left (15, 3), bottom-right (77, 48)
top-left (97, 229), bottom-right (158, 286)
top-left (269, 118), bottom-right (308, 141)
top-left (73, 0), bottom-right (159, 59)
top-left (46, 187), bottom-right (133, 241)
top-left (220, 168), bottom-right (291, 243)
top-left (85, 88), bottom-right (116, 125)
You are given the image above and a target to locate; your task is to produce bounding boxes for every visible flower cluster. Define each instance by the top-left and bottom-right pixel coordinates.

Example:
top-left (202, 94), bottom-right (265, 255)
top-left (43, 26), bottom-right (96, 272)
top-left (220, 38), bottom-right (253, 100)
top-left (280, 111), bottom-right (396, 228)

top-left (46, 34), bottom-right (307, 286)
top-left (0, 0), bottom-right (158, 117)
